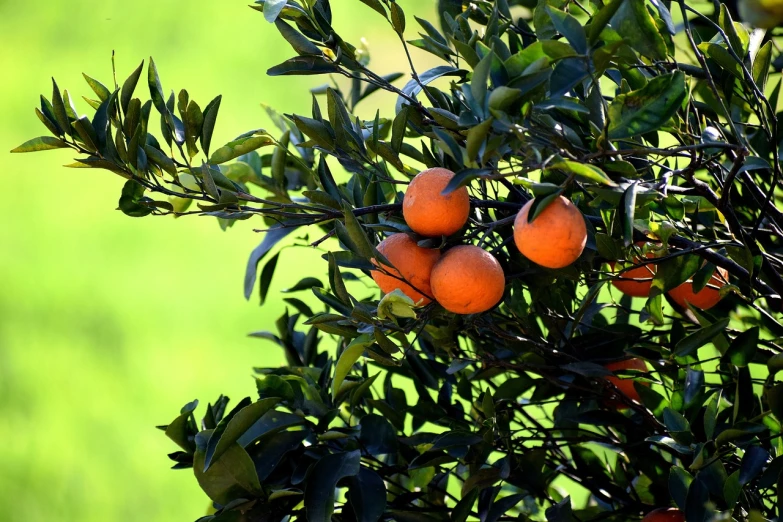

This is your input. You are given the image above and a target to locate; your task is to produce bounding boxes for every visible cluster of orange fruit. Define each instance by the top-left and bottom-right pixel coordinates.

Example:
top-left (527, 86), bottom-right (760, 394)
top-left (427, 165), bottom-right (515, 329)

top-left (370, 167), bottom-right (729, 316)
top-left (611, 242), bottom-right (728, 310)
top-left (371, 168), bottom-right (589, 314)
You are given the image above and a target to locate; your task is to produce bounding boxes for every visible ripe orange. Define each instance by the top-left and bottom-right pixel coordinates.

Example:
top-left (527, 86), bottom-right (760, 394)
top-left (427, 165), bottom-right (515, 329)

top-left (513, 195), bottom-right (587, 269)
top-left (642, 508), bottom-right (685, 522)
top-left (611, 243), bottom-right (657, 298)
top-left (604, 358), bottom-right (648, 408)
top-left (371, 234), bottom-right (441, 305)
top-left (402, 167), bottom-right (470, 237)
top-left (430, 245), bottom-right (505, 314)
top-left (668, 266), bottom-right (728, 310)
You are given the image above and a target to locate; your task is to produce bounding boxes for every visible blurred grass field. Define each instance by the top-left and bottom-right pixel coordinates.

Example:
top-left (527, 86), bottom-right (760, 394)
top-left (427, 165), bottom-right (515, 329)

top-left (0, 1), bottom-right (433, 520)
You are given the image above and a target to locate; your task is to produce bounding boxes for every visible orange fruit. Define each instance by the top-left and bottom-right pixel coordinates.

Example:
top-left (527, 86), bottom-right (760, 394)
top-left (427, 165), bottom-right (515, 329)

top-left (611, 243), bottom-right (657, 298)
top-left (513, 195), bottom-right (587, 269)
top-left (430, 245), bottom-right (505, 314)
top-left (402, 167), bottom-right (470, 237)
top-left (668, 266), bottom-right (728, 310)
top-left (371, 234), bottom-right (440, 305)
top-left (642, 508), bottom-right (685, 522)
top-left (604, 358), bottom-right (648, 408)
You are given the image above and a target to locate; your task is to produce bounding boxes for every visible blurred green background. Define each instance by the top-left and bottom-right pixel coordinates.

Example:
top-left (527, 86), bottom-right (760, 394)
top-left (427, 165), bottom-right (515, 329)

top-left (0, 1), bottom-right (434, 520)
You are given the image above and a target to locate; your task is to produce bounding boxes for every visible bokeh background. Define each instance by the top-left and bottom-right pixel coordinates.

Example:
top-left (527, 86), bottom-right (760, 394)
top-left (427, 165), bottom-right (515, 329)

top-left (0, 1), bottom-right (434, 520)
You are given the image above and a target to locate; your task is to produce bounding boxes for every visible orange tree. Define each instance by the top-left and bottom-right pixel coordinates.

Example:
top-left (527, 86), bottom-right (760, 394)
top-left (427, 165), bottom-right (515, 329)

top-left (12, 0), bottom-right (783, 520)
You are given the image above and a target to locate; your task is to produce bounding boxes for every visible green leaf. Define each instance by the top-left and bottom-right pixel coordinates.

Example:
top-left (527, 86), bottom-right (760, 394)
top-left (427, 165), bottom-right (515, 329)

top-left (121, 60), bottom-right (144, 115)
top-left (342, 204), bottom-right (375, 260)
top-left (263, 0), bottom-right (288, 23)
top-left (390, 2), bottom-right (405, 34)
top-left (203, 397), bottom-right (281, 471)
top-left (164, 400), bottom-right (198, 452)
top-left (10, 136), bottom-right (69, 153)
top-left (471, 51), bottom-right (493, 113)
top-left (609, 0), bottom-right (668, 60)
top-left (607, 71), bottom-right (687, 139)
top-left (200, 95), bottom-right (222, 158)
top-left (194, 440), bottom-right (262, 505)
top-left (348, 468), bottom-right (387, 522)
top-left (305, 451), bottom-right (361, 522)
top-left (396, 65), bottom-right (464, 112)
top-left (147, 57), bottom-right (167, 115)
top-left (332, 334), bottom-right (372, 398)
top-left (548, 160), bottom-right (616, 186)
top-left (210, 135), bottom-right (274, 164)
top-left (267, 56), bottom-right (341, 76)
top-left (529, 190), bottom-right (564, 223)
top-left (653, 254), bottom-right (700, 293)
top-left (118, 179), bottom-right (153, 217)
top-left (244, 224), bottom-right (297, 300)
top-left (753, 41), bottom-right (773, 92)
top-left (724, 327), bottom-right (759, 367)
top-left (703, 392), bottom-right (719, 440)
top-left (587, 0), bottom-right (625, 45)
top-left (259, 252), bottom-right (280, 305)
top-left (724, 471), bottom-right (741, 508)
top-left (669, 467), bottom-right (693, 510)
top-left (621, 182), bottom-right (637, 247)
top-left (674, 318), bottom-right (731, 357)
top-left (359, 0), bottom-right (386, 18)
top-left (391, 104), bottom-right (409, 153)
top-left (546, 6), bottom-right (587, 55)
top-left (466, 119), bottom-right (493, 163)
top-left (50, 78), bottom-right (70, 136)
top-left (275, 19), bottom-right (322, 56)
top-left (144, 144), bottom-right (177, 175)
top-left (82, 73), bottom-right (111, 101)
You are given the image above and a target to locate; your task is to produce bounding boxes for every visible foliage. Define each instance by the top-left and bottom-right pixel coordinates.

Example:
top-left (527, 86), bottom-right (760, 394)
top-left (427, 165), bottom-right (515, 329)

top-left (12, 0), bottom-right (783, 520)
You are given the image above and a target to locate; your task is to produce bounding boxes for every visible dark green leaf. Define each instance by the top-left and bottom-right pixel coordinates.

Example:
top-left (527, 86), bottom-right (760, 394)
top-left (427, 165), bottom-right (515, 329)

top-left (267, 56), bottom-right (341, 76)
top-left (244, 225), bottom-right (297, 300)
top-left (724, 327), bottom-right (759, 367)
top-left (118, 179), bottom-right (153, 217)
top-left (201, 95), bottom-right (222, 158)
top-left (674, 318), bottom-right (731, 357)
top-left (121, 60), bottom-right (144, 115)
top-left (546, 7), bottom-right (587, 55)
top-left (669, 467), bottom-right (693, 510)
top-left (390, 2), bottom-right (405, 34)
top-left (148, 57), bottom-right (167, 115)
top-left (276, 19), bottom-right (322, 56)
top-left (348, 468), bottom-right (386, 522)
top-left (259, 252), bottom-right (280, 305)
top-left (304, 450), bottom-right (362, 522)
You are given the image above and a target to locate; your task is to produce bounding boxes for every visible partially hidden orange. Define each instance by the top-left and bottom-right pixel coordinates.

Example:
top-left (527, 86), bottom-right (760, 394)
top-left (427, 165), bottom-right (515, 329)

top-left (371, 233), bottom-right (440, 305)
top-left (430, 245), bottom-right (505, 314)
top-left (668, 266), bottom-right (728, 310)
top-left (642, 508), bottom-right (685, 522)
top-left (513, 195), bottom-right (587, 269)
top-left (604, 358), bottom-right (648, 408)
top-left (403, 167), bottom-right (470, 237)
top-left (611, 243), bottom-right (657, 298)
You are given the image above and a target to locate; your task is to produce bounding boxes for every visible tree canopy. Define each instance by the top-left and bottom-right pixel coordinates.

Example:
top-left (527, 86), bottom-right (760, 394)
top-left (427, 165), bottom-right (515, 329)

top-left (12, 0), bottom-right (783, 520)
